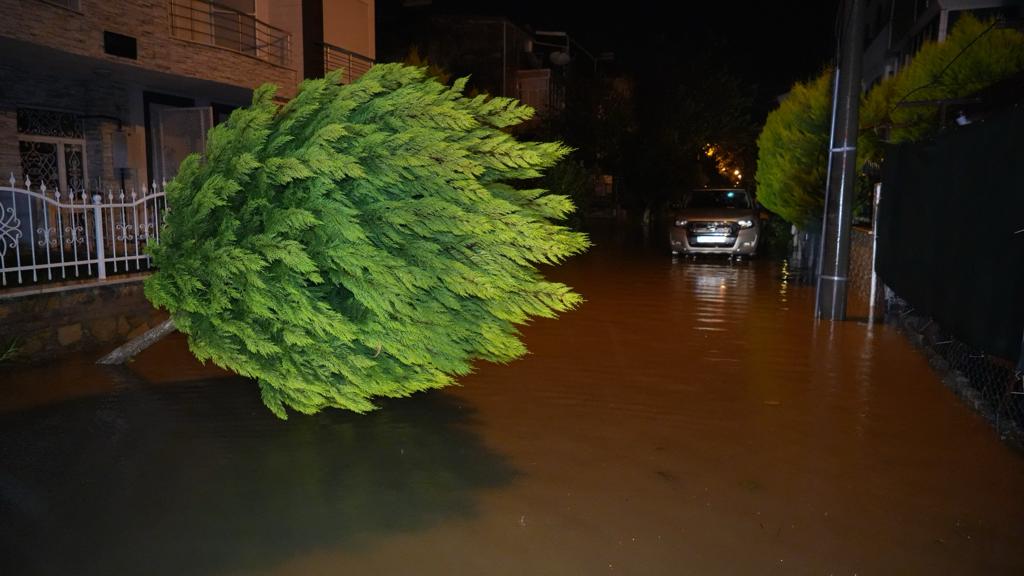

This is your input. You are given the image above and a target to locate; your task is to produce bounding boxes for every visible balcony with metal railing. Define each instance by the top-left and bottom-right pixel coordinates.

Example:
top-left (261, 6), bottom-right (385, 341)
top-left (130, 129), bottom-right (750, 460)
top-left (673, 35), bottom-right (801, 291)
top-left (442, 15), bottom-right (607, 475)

top-left (323, 43), bottom-right (374, 84)
top-left (168, 0), bottom-right (291, 68)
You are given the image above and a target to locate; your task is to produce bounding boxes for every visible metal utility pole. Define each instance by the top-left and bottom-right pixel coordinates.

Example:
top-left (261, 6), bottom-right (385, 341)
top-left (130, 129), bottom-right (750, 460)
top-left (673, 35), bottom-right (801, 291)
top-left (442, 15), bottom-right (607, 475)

top-left (816, 0), bottom-right (867, 320)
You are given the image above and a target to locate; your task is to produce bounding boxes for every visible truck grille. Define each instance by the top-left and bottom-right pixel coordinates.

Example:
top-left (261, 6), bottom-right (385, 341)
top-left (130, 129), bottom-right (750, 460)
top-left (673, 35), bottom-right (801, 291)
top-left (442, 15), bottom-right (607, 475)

top-left (686, 221), bottom-right (738, 247)
top-left (687, 221), bottom-right (738, 235)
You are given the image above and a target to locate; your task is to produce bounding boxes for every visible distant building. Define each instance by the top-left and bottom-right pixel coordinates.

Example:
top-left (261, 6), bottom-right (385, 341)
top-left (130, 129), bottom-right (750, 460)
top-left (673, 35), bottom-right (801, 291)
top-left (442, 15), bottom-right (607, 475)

top-left (0, 0), bottom-right (375, 190)
top-left (378, 13), bottom-right (598, 121)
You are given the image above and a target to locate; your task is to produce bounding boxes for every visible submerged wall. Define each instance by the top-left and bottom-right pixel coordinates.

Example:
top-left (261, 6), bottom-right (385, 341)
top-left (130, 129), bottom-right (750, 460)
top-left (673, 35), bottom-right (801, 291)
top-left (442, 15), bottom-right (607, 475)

top-left (0, 278), bottom-right (166, 362)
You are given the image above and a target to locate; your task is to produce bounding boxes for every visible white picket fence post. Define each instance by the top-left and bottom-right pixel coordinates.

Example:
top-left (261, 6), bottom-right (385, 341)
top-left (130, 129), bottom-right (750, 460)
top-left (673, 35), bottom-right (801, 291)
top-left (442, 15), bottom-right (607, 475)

top-left (92, 193), bottom-right (107, 280)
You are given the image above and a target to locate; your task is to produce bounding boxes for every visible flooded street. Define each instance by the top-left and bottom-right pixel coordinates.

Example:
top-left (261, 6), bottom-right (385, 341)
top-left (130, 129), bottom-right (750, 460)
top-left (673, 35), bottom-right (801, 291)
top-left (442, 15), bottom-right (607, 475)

top-left (3, 229), bottom-right (1024, 575)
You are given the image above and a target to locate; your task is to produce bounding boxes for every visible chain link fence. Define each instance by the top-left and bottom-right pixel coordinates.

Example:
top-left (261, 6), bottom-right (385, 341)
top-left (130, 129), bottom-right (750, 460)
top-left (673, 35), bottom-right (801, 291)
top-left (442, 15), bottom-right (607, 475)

top-left (890, 296), bottom-right (1024, 447)
top-left (875, 104), bottom-right (1024, 445)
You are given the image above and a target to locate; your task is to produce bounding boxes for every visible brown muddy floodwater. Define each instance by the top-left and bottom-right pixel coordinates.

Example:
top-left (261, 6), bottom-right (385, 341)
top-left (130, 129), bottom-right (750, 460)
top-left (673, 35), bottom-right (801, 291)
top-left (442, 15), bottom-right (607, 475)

top-left (2, 229), bottom-right (1024, 575)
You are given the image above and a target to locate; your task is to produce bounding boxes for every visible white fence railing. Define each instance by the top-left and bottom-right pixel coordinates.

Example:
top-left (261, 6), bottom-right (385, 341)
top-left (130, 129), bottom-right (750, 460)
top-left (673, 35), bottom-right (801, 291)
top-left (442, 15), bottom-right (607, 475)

top-left (0, 174), bottom-right (167, 289)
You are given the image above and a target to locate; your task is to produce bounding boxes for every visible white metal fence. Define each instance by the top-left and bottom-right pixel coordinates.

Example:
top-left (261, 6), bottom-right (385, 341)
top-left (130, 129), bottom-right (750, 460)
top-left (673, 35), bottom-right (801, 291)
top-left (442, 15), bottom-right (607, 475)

top-left (0, 174), bottom-right (167, 289)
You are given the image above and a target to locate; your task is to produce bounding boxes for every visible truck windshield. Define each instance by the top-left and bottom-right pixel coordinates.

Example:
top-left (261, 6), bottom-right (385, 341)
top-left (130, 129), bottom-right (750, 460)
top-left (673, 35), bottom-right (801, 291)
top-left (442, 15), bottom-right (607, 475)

top-left (685, 190), bottom-right (751, 209)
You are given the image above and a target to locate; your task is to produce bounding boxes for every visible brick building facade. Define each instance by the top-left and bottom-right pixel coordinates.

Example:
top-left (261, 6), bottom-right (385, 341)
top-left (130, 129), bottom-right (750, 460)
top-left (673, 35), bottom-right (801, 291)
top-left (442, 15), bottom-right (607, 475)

top-left (0, 0), bottom-right (374, 192)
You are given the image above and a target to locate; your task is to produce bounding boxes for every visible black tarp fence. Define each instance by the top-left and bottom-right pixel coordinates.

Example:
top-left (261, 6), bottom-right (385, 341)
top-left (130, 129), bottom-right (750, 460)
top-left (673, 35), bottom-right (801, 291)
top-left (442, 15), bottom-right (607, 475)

top-left (878, 105), bottom-right (1024, 367)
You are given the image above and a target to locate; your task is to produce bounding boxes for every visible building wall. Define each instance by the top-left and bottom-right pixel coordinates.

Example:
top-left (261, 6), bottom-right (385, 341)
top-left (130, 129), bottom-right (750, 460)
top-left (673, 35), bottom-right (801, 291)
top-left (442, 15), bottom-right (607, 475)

top-left (863, 0), bottom-right (895, 88)
top-left (407, 17), bottom-right (532, 98)
top-left (323, 0), bottom-right (375, 59)
top-left (941, 0), bottom-right (1018, 11)
top-left (0, 278), bottom-right (167, 360)
top-left (0, 0), bottom-right (294, 190)
top-left (0, 59), bottom-right (128, 187)
top-left (0, 1), bottom-right (377, 191)
top-left (1, 0), bottom-right (297, 96)
top-left (0, 1), bottom-right (378, 365)
top-left (267, 0), bottom-right (305, 78)
top-left (847, 227), bottom-right (884, 321)
top-left (864, 0), bottom-right (1017, 84)
top-left (0, 111), bottom-right (18, 178)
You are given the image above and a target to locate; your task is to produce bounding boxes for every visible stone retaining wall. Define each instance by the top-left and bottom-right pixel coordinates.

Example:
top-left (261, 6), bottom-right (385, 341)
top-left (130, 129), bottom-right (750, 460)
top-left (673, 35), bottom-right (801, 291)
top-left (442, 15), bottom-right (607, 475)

top-left (0, 278), bottom-right (166, 362)
top-left (847, 227), bottom-right (884, 321)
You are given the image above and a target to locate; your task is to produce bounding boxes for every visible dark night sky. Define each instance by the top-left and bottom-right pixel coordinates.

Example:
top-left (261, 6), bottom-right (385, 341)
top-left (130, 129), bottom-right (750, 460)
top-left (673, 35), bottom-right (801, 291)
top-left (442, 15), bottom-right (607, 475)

top-left (377, 0), bottom-right (842, 111)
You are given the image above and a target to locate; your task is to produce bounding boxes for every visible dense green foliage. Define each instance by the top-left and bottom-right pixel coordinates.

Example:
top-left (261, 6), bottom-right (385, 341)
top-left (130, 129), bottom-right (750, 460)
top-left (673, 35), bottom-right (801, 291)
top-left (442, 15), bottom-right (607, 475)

top-left (861, 14), bottom-right (1024, 148)
top-left (756, 15), bottom-right (1024, 227)
top-left (145, 64), bottom-right (589, 417)
top-left (754, 70), bottom-right (833, 226)
top-left (541, 159), bottom-right (592, 229)
top-left (634, 52), bottom-right (755, 213)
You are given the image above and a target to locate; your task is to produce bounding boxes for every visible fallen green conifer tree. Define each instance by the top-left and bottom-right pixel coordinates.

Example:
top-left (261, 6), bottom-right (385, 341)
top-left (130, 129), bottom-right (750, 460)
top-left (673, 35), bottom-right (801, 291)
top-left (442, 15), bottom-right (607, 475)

top-left (102, 64), bottom-right (589, 418)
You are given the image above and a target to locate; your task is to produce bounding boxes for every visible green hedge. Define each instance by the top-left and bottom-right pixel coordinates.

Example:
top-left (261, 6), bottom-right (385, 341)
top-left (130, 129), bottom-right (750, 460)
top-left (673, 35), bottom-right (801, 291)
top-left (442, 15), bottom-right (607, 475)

top-left (756, 15), bottom-right (1024, 227)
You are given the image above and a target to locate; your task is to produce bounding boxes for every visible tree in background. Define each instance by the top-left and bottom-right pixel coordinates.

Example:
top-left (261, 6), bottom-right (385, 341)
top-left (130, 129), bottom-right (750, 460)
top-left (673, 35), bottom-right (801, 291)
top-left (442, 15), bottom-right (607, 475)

top-left (630, 49), bottom-right (755, 221)
top-left (528, 71), bottom-right (638, 223)
top-left (754, 70), bottom-right (833, 227)
top-left (403, 46), bottom-right (452, 85)
top-left (541, 158), bottom-right (593, 229)
top-left (861, 14), bottom-right (1024, 151)
top-left (142, 64), bottom-right (589, 418)
top-left (547, 74), bottom-right (638, 175)
top-left (756, 15), bottom-right (1024, 228)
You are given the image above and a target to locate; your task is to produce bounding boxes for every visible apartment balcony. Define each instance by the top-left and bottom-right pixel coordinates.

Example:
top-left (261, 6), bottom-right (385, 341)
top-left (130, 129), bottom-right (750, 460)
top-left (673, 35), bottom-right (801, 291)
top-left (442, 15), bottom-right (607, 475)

top-left (322, 43), bottom-right (374, 84)
top-left (2, 1), bottom-right (297, 96)
top-left (168, 0), bottom-right (291, 68)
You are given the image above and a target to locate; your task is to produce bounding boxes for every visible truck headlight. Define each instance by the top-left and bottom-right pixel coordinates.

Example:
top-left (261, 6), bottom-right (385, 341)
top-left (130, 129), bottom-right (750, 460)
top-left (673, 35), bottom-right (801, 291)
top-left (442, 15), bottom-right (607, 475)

top-left (737, 219), bottom-right (754, 229)
top-left (675, 219), bottom-right (688, 227)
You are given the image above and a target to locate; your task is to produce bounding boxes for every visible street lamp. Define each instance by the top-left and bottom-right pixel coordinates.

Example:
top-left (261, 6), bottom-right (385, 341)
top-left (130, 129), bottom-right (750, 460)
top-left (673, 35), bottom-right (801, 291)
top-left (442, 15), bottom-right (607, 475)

top-left (534, 31), bottom-right (571, 67)
top-left (534, 30), bottom-right (602, 72)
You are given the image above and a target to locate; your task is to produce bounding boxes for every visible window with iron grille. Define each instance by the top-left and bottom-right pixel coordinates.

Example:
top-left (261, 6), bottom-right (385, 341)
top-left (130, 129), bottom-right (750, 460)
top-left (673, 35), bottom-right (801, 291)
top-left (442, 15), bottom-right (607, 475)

top-left (16, 109), bottom-right (88, 192)
top-left (17, 109), bottom-right (84, 139)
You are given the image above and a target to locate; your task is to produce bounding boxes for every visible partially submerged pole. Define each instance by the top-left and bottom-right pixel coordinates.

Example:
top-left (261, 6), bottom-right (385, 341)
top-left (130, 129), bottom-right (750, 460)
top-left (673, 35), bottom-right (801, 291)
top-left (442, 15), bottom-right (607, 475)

top-left (816, 0), bottom-right (866, 320)
top-left (97, 318), bottom-right (176, 365)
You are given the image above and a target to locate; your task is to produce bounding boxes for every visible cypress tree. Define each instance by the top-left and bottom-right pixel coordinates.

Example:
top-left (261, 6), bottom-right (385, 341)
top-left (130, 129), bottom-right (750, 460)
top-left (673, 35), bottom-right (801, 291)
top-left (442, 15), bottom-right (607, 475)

top-left (861, 15), bottom-right (1024, 147)
top-left (755, 70), bottom-right (833, 227)
top-left (144, 64), bottom-right (589, 418)
top-left (757, 16), bottom-right (1024, 227)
